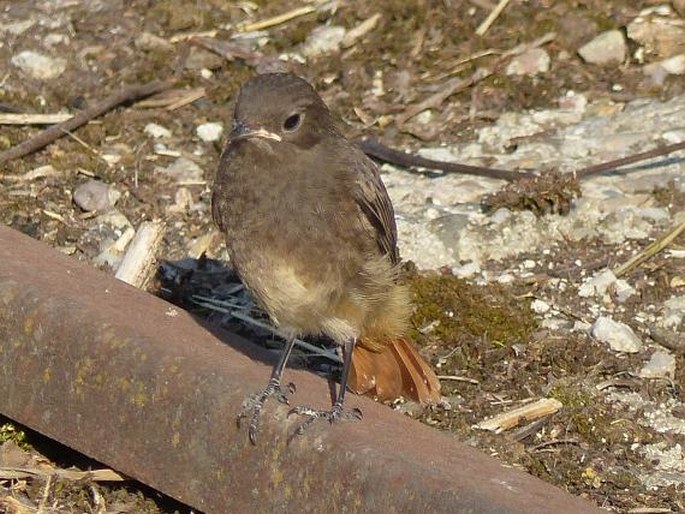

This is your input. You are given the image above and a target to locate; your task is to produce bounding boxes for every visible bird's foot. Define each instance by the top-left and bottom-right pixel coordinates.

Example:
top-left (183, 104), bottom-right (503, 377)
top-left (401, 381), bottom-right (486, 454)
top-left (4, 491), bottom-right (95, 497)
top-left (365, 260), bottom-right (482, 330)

top-left (288, 402), bottom-right (363, 437)
top-left (237, 379), bottom-right (296, 444)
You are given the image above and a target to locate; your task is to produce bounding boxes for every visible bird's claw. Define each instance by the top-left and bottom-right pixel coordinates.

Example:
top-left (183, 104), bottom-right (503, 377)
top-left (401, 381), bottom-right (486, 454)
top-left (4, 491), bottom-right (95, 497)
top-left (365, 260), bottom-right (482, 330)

top-left (288, 403), bottom-right (363, 437)
top-left (237, 379), bottom-right (296, 444)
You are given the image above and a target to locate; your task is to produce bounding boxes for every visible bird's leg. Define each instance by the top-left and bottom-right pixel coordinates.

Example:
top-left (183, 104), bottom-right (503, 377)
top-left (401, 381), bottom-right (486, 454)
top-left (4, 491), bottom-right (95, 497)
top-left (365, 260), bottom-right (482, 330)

top-left (237, 337), bottom-right (297, 444)
top-left (288, 337), bottom-right (363, 436)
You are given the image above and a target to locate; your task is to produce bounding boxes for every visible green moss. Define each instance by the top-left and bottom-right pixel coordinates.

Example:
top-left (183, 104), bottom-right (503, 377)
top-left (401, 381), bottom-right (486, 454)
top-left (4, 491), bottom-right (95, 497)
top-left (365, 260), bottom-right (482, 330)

top-left (0, 421), bottom-right (30, 450)
top-left (550, 380), bottom-right (654, 447)
top-left (408, 272), bottom-right (538, 347)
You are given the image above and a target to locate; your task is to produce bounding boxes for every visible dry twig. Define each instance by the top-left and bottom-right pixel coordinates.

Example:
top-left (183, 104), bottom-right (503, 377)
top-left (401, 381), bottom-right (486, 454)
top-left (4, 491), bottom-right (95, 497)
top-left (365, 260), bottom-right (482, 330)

top-left (0, 80), bottom-right (173, 166)
top-left (475, 398), bottom-right (563, 433)
top-left (577, 140), bottom-right (685, 179)
top-left (0, 113), bottom-right (72, 125)
top-left (355, 137), bottom-right (525, 181)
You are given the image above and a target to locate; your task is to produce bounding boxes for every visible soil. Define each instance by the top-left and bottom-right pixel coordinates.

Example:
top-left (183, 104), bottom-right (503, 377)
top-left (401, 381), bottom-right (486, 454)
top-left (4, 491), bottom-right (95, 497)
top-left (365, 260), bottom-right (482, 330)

top-left (1, 0), bottom-right (684, 512)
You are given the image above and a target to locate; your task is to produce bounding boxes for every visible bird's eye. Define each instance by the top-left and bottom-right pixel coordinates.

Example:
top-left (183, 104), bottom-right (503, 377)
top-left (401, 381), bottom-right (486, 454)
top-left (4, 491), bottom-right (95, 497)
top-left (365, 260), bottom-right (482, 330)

top-left (283, 113), bottom-right (302, 132)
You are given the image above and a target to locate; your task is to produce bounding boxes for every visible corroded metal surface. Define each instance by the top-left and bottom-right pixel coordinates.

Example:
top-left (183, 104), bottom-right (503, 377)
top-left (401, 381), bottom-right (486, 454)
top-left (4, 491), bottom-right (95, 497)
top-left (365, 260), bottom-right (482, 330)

top-left (0, 225), bottom-right (602, 513)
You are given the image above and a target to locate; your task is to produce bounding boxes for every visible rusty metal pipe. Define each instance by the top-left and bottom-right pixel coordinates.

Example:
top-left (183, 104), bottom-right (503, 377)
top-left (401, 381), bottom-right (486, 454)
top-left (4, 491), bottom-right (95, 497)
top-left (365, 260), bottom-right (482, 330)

top-left (0, 225), bottom-right (601, 513)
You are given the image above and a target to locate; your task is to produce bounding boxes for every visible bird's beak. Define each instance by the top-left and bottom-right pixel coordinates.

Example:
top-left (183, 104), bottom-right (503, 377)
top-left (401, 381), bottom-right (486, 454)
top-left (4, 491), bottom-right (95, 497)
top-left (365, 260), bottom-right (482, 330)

top-left (229, 120), bottom-right (282, 143)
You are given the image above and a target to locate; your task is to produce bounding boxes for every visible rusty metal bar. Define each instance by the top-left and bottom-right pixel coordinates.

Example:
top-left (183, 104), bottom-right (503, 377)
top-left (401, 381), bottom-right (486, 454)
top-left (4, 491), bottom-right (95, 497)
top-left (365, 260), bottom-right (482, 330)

top-left (0, 225), bottom-right (602, 513)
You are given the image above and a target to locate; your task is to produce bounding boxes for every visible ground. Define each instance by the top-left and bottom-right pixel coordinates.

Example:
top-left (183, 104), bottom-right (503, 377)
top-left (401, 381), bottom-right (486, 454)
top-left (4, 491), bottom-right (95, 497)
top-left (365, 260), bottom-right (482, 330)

top-left (1, 0), bottom-right (684, 512)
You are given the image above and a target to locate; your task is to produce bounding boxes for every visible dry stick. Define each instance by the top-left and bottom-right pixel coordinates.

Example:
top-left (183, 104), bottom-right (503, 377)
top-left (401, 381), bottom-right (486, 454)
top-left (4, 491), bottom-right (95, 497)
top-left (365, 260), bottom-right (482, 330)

top-left (358, 137), bottom-right (685, 184)
top-left (613, 218), bottom-right (685, 277)
top-left (475, 398), bottom-right (563, 433)
top-left (0, 80), bottom-right (173, 167)
top-left (476, 0), bottom-right (513, 36)
top-left (396, 68), bottom-right (492, 125)
top-left (115, 221), bottom-right (166, 289)
top-left (355, 137), bottom-right (530, 181)
top-left (576, 140), bottom-right (685, 179)
top-left (0, 113), bottom-right (73, 125)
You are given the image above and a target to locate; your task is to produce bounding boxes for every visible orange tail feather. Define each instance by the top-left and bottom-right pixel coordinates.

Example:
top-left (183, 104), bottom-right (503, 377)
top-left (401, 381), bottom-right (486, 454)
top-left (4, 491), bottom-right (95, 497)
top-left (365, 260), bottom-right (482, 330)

top-left (349, 337), bottom-right (441, 404)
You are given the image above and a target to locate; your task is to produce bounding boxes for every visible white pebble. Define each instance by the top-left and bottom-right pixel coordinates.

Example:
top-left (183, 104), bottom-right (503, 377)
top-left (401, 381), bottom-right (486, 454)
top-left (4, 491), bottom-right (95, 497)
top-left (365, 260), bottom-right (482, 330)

top-left (196, 122), bottom-right (223, 142)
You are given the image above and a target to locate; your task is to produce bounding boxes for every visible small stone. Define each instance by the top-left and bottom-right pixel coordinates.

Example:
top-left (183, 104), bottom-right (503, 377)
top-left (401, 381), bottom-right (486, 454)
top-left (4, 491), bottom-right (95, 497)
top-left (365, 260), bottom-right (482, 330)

top-left (168, 187), bottom-right (194, 214)
top-left (674, 0), bottom-right (685, 17)
top-left (453, 261), bottom-right (480, 278)
top-left (644, 54), bottom-right (685, 85)
top-left (639, 351), bottom-right (676, 379)
top-left (611, 279), bottom-right (636, 303)
top-left (11, 50), bottom-right (67, 80)
top-left (627, 9), bottom-right (685, 60)
top-left (302, 26), bottom-right (346, 57)
top-left (541, 317), bottom-right (570, 330)
top-left (43, 33), bottom-right (70, 46)
top-left (79, 210), bottom-right (135, 267)
top-left (505, 48), bottom-right (551, 76)
top-left (135, 32), bottom-right (173, 51)
top-left (496, 274), bottom-right (515, 284)
top-left (156, 157), bottom-right (203, 182)
top-left (72, 180), bottom-right (120, 212)
top-left (184, 47), bottom-right (224, 71)
top-left (578, 30), bottom-right (627, 64)
top-left (531, 299), bottom-right (551, 314)
top-left (592, 316), bottom-right (643, 353)
top-left (144, 123), bottom-right (172, 139)
top-left (489, 208), bottom-right (512, 225)
top-left (659, 295), bottom-right (685, 331)
top-left (196, 122), bottom-right (223, 142)
top-left (0, 19), bottom-right (35, 35)
top-left (578, 269), bottom-right (618, 298)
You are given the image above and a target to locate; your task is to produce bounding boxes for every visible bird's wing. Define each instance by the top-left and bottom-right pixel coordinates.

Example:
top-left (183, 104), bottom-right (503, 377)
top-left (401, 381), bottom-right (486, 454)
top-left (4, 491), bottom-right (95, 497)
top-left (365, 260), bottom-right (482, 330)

top-left (211, 148), bottom-right (232, 232)
top-left (351, 149), bottom-right (400, 264)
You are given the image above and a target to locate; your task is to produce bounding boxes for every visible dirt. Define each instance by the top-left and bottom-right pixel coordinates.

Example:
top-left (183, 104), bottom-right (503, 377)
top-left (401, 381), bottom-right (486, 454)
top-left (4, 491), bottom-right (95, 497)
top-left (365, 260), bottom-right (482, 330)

top-left (1, 0), bottom-right (684, 512)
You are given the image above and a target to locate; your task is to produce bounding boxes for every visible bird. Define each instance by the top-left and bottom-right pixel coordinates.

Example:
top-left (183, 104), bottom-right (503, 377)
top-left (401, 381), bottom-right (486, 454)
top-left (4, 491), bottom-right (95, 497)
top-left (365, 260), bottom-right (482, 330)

top-left (211, 73), bottom-right (441, 443)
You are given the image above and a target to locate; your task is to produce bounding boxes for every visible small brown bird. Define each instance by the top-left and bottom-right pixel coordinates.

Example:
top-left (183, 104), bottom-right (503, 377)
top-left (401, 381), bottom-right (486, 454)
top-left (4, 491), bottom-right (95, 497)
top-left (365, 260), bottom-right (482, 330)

top-left (212, 73), bottom-right (440, 443)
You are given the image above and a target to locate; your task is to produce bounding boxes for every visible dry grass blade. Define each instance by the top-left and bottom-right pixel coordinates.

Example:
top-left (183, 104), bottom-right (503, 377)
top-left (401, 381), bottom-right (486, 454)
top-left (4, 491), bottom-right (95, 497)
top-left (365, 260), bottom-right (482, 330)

top-left (614, 219), bottom-right (685, 277)
top-left (0, 495), bottom-right (37, 514)
top-left (476, 0), bottom-right (513, 36)
top-left (234, 1), bottom-right (338, 33)
top-left (437, 375), bottom-right (479, 384)
top-left (341, 13), bottom-right (381, 48)
top-left (135, 87), bottom-right (205, 110)
top-left (0, 466), bottom-right (125, 482)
